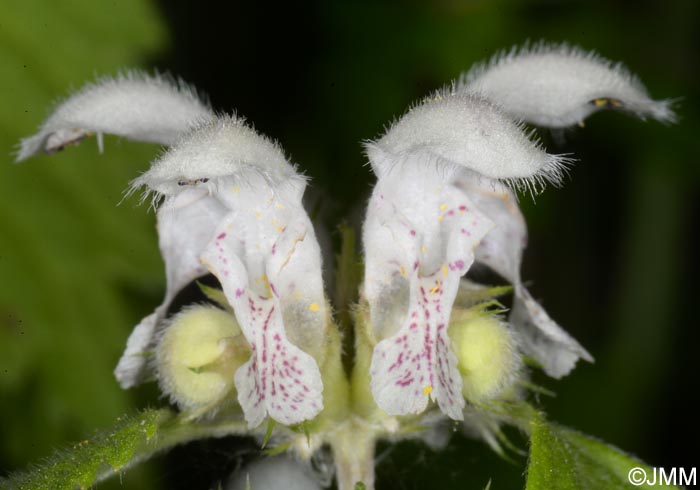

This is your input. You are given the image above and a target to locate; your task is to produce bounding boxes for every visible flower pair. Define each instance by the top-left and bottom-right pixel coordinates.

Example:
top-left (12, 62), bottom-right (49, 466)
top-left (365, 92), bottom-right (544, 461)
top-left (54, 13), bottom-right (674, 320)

top-left (363, 43), bottom-right (673, 419)
top-left (18, 43), bottom-right (674, 428)
top-left (19, 74), bottom-right (328, 428)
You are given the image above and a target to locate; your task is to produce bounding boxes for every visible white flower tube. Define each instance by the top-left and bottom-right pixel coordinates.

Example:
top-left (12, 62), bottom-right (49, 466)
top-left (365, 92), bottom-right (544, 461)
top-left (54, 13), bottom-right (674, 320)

top-left (458, 176), bottom-right (593, 377)
top-left (459, 42), bottom-right (675, 128)
top-left (364, 93), bottom-right (568, 419)
top-left (134, 116), bottom-right (327, 428)
top-left (17, 72), bottom-right (213, 161)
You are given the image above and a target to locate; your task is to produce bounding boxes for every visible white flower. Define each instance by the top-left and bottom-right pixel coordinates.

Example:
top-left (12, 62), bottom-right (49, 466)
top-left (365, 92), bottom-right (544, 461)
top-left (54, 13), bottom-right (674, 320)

top-left (362, 92), bottom-right (570, 419)
top-left (131, 116), bottom-right (328, 428)
top-left (141, 117), bottom-right (326, 427)
top-left (459, 42), bottom-right (676, 128)
top-left (17, 74), bottom-right (328, 428)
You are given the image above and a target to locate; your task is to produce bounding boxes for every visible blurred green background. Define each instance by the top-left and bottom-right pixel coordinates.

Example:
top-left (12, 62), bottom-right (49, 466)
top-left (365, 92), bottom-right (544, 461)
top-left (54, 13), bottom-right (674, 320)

top-left (0, 0), bottom-right (697, 488)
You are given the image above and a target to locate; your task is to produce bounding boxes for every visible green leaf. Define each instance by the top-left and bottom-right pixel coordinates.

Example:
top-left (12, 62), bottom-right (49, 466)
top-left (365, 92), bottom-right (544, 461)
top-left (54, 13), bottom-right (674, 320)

top-left (0, 409), bottom-right (170, 490)
top-left (526, 414), bottom-right (682, 490)
top-left (0, 408), bottom-right (255, 490)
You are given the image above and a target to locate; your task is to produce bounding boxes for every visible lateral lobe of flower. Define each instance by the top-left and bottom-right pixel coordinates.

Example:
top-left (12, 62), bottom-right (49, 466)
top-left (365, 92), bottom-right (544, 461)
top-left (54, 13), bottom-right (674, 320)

top-left (460, 42), bottom-right (675, 128)
top-left (461, 177), bottom-right (593, 377)
top-left (510, 285), bottom-right (593, 378)
top-left (115, 187), bottom-right (227, 388)
top-left (17, 72), bottom-right (213, 161)
top-left (460, 178), bottom-right (527, 284)
top-left (201, 180), bottom-right (325, 428)
top-left (367, 164), bottom-right (493, 419)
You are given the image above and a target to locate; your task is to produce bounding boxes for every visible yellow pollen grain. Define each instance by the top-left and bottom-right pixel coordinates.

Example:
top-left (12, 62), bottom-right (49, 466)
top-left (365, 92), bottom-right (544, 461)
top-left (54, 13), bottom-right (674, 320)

top-left (423, 385), bottom-right (433, 395)
top-left (437, 215), bottom-right (444, 222)
top-left (593, 98), bottom-right (608, 107)
top-left (421, 245), bottom-right (427, 254)
top-left (275, 203), bottom-right (286, 210)
top-left (442, 265), bottom-right (448, 277)
top-left (233, 185), bottom-right (240, 193)
top-left (440, 204), bottom-right (447, 211)
top-left (400, 265), bottom-right (407, 277)
top-left (261, 275), bottom-right (272, 297)
top-left (255, 212), bottom-right (261, 219)
top-left (309, 303), bottom-right (320, 312)
top-left (429, 280), bottom-right (441, 295)
top-left (277, 226), bottom-right (285, 232)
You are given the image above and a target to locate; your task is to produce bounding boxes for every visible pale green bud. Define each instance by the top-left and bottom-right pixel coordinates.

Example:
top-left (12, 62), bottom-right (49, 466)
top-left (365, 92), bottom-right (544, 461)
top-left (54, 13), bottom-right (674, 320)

top-left (156, 305), bottom-right (249, 414)
top-left (450, 315), bottom-right (521, 403)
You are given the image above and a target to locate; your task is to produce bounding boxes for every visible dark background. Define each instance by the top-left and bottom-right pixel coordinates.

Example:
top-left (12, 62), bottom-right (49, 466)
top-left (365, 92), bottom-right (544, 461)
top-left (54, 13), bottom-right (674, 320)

top-left (0, 0), bottom-right (698, 488)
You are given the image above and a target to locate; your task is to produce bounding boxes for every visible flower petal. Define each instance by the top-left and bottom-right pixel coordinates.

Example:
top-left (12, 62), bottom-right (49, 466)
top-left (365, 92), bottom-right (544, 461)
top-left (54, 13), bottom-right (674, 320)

top-left (17, 72), bottom-right (213, 161)
top-left (115, 187), bottom-right (227, 388)
top-left (458, 178), bottom-right (527, 282)
top-left (458, 176), bottom-right (593, 377)
top-left (366, 162), bottom-right (493, 419)
top-left (201, 177), bottom-right (325, 427)
top-left (460, 42), bottom-right (676, 128)
top-left (510, 285), bottom-right (593, 378)
top-left (365, 92), bottom-right (571, 192)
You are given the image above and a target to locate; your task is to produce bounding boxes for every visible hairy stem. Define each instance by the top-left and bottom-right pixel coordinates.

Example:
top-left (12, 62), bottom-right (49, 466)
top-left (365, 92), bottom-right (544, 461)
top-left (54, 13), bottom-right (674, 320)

top-left (330, 418), bottom-right (377, 490)
top-left (95, 411), bottom-right (250, 485)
